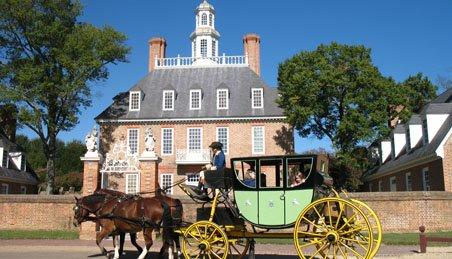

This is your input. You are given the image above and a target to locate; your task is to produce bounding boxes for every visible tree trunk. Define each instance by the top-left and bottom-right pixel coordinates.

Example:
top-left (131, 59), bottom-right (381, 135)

top-left (45, 134), bottom-right (57, 195)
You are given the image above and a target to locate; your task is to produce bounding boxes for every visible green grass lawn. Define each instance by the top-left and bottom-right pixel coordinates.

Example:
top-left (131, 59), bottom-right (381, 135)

top-left (0, 230), bottom-right (79, 240)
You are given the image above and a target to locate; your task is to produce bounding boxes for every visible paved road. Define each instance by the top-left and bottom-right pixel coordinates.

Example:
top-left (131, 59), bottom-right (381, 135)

top-left (0, 240), bottom-right (451, 258)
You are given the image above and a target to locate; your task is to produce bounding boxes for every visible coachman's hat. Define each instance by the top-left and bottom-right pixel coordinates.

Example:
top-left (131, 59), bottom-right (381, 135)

top-left (209, 141), bottom-right (223, 149)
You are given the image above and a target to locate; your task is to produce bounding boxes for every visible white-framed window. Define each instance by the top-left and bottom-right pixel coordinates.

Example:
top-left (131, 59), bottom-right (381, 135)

top-left (163, 90), bottom-right (175, 111)
top-left (161, 128), bottom-right (174, 155)
top-left (190, 89), bottom-right (202, 110)
top-left (187, 128), bottom-right (202, 150)
top-left (200, 39), bottom-right (207, 58)
top-left (390, 176), bottom-right (397, 192)
top-left (186, 173), bottom-right (200, 186)
top-left (251, 88), bottom-right (264, 108)
top-left (422, 167), bottom-right (430, 191)
top-left (126, 173), bottom-right (139, 194)
top-left (201, 13), bottom-right (207, 25)
top-left (1, 183), bottom-right (9, 194)
top-left (20, 186), bottom-right (27, 194)
top-left (378, 180), bottom-right (383, 192)
top-left (127, 129), bottom-right (139, 155)
top-left (129, 91), bottom-right (141, 111)
top-left (1, 148), bottom-right (8, 168)
top-left (161, 174), bottom-right (173, 195)
top-left (252, 126), bottom-right (265, 154)
top-left (212, 40), bottom-right (216, 57)
top-left (405, 173), bottom-right (412, 191)
top-left (217, 89), bottom-right (229, 109)
top-left (216, 127), bottom-right (229, 154)
top-left (209, 14), bottom-right (213, 26)
top-left (20, 156), bottom-right (26, 171)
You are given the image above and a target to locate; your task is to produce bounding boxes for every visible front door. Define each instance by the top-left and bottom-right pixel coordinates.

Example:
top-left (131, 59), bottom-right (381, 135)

top-left (258, 158), bottom-right (285, 226)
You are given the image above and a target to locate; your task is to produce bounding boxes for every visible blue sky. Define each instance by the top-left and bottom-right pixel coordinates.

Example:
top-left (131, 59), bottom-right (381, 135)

top-left (19, 0), bottom-right (452, 153)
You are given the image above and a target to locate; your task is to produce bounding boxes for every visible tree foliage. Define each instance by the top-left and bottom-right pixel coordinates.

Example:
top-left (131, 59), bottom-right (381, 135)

top-left (0, 0), bottom-right (129, 193)
top-left (278, 42), bottom-right (437, 190)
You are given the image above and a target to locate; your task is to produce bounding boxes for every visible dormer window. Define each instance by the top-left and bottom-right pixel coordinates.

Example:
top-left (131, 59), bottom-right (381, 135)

top-left (217, 89), bottom-right (229, 109)
top-left (129, 91), bottom-right (141, 111)
top-left (252, 88), bottom-right (264, 108)
top-left (190, 89), bottom-right (202, 110)
top-left (422, 118), bottom-right (429, 145)
top-left (163, 90), bottom-right (175, 111)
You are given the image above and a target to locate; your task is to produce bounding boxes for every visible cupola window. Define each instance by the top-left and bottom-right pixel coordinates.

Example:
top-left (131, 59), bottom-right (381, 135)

top-left (209, 14), bottom-right (213, 26)
top-left (200, 39), bottom-right (207, 57)
top-left (201, 13), bottom-right (207, 25)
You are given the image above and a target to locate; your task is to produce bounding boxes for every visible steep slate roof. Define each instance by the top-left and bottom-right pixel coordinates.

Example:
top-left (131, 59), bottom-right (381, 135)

top-left (365, 89), bottom-right (452, 178)
top-left (96, 67), bottom-right (284, 121)
top-left (0, 129), bottom-right (38, 185)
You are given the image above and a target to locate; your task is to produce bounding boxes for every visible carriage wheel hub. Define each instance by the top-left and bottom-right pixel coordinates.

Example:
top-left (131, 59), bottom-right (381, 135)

top-left (326, 231), bottom-right (339, 243)
top-left (199, 241), bottom-right (210, 251)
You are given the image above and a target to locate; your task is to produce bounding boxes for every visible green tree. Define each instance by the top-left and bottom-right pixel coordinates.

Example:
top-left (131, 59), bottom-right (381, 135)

top-left (0, 0), bottom-right (129, 194)
top-left (401, 73), bottom-right (437, 114)
top-left (277, 42), bottom-right (436, 190)
top-left (278, 42), bottom-right (392, 153)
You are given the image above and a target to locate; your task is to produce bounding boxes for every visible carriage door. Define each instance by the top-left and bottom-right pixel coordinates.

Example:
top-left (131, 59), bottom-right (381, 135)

top-left (284, 157), bottom-right (315, 225)
top-left (233, 159), bottom-right (258, 224)
top-left (258, 158), bottom-right (285, 226)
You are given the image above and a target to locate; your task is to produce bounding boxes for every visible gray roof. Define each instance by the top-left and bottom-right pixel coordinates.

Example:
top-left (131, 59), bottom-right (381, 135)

top-left (367, 115), bottom-right (451, 177)
top-left (96, 67), bottom-right (284, 121)
top-left (364, 88), bottom-right (452, 179)
top-left (393, 124), bottom-right (406, 134)
top-left (0, 167), bottom-right (38, 185)
top-left (408, 115), bottom-right (422, 125)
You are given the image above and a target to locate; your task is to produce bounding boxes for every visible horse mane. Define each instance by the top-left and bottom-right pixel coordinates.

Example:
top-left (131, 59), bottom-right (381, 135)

top-left (83, 193), bottom-right (107, 205)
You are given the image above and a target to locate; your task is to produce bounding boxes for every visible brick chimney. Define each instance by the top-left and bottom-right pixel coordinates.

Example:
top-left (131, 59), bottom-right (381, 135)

top-left (243, 33), bottom-right (261, 76)
top-left (148, 37), bottom-right (167, 72)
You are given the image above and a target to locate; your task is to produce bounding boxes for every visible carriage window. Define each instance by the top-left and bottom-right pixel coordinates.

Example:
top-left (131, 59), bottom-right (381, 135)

top-left (233, 160), bottom-right (256, 188)
top-left (259, 159), bottom-right (283, 188)
top-left (286, 157), bottom-right (314, 188)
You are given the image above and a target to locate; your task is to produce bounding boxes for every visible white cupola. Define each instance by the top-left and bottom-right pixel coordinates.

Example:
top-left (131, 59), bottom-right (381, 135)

top-left (190, 0), bottom-right (220, 63)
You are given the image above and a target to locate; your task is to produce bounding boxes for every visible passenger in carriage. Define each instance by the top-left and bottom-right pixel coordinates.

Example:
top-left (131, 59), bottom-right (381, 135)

top-left (243, 168), bottom-right (256, 187)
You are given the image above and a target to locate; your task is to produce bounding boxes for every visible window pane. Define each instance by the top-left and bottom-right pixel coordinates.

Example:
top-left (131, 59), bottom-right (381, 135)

top-left (128, 129), bottom-right (138, 155)
top-left (253, 127), bottom-right (264, 154)
top-left (212, 40), bottom-right (216, 56)
top-left (201, 13), bottom-right (207, 25)
top-left (252, 89), bottom-right (263, 108)
top-left (163, 91), bottom-right (174, 110)
top-left (190, 90), bottom-right (201, 109)
top-left (130, 92), bottom-right (140, 110)
top-left (260, 159), bottom-right (283, 188)
top-left (162, 174), bottom-right (173, 194)
top-left (186, 173), bottom-right (200, 186)
top-left (217, 127), bottom-right (228, 154)
top-left (201, 39), bottom-right (207, 57)
top-left (188, 128), bottom-right (202, 150)
top-left (126, 174), bottom-right (138, 194)
top-left (162, 128), bottom-right (173, 155)
top-left (287, 157), bottom-right (314, 188)
top-left (2, 150), bottom-right (8, 168)
top-left (217, 89), bottom-right (228, 109)
top-left (233, 160), bottom-right (256, 189)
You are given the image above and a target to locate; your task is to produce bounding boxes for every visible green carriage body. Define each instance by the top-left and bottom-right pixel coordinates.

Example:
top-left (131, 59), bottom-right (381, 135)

top-left (230, 154), bottom-right (322, 229)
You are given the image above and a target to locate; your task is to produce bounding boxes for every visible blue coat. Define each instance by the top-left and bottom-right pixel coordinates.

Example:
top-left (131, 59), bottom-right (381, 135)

top-left (212, 151), bottom-right (226, 170)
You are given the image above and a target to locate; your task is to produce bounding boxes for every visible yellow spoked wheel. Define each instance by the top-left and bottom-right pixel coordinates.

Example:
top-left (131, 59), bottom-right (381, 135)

top-left (228, 237), bottom-right (250, 258)
top-left (351, 199), bottom-right (382, 258)
top-left (293, 197), bottom-right (374, 259)
top-left (182, 221), bottom-right (229, 259)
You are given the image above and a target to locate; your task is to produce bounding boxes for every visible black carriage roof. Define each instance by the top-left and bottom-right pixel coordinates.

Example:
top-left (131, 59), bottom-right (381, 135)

top-left (230, 154), bottom-right (318, 161)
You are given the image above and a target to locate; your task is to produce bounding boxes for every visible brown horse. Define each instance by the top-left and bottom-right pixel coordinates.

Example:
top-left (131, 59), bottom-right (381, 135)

top-left (74, 189), bottom-right (183, 259)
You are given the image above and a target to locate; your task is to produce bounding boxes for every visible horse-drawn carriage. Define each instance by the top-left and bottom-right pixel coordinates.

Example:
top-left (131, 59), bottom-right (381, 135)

top-left (177, 154), bottom-right (382, 259)
top-left (74, 154), bottom-right (381, 259)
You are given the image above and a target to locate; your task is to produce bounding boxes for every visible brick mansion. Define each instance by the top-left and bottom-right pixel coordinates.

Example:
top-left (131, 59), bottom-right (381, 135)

top-left (82, 0), bottom-right (294, 196)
